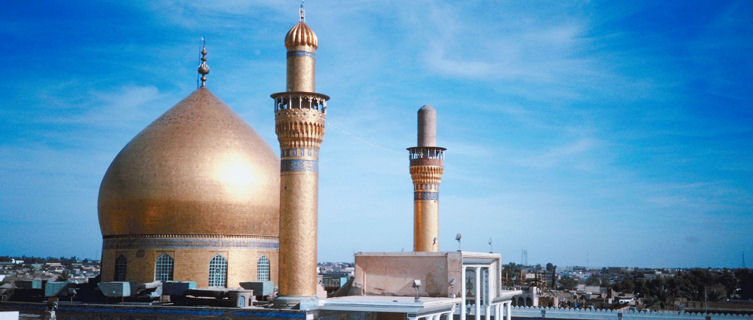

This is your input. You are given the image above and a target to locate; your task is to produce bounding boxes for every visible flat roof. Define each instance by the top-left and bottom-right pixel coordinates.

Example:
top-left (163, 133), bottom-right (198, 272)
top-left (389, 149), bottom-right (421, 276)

top-left (321, 296), bottom-right (461, 315)
top-left (355, 251), bottom-right (500, 259)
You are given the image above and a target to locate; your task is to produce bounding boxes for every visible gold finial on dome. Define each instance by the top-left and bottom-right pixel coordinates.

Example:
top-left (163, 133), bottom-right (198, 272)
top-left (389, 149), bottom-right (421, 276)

top-left (299, 0), bottom-right (305, 22)
top-left (197, 37), bottom-right (210, 88)
top-left (285, 2), bottom-right (318, 49)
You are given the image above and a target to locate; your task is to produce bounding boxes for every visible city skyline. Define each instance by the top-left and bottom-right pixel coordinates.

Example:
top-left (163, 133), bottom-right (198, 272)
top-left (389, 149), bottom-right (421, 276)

top-left (1, 1), bottom-right (751, 268)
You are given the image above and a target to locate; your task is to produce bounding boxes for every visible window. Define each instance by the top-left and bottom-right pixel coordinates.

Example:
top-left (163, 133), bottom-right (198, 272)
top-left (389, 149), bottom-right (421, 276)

top-left (114, 255), bottom-right (127, 281)
top-left (208, 254), bottom-right (227, 287)
top-left (257, 255), bottom-right (270, 281)
top-left (155, 253), bottom-right (174, 281)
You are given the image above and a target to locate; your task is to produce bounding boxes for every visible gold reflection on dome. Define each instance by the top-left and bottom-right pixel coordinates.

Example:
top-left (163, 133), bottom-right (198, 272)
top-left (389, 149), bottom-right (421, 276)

top-left (98, 88), bottom-right (280, 237)
top-left (214, 152), bottom-right (258, 199)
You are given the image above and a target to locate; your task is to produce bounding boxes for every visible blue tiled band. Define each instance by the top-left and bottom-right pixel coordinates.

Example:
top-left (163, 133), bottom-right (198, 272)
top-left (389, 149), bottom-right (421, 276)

top-left (102, 237), bottom-right (279, 250)
top-left (281, 159), bottom-right (319, 172)
top-left (414, 192), bottom-right (439, 201)
top-left (287, 50), bottom-right (315, 58)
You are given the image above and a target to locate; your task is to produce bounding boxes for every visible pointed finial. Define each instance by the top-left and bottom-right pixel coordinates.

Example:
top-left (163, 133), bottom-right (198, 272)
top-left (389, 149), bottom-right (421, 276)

top-left (197, 37), bottom-right (210, 88)
top-left (299, 0), bottom-right (305, 22)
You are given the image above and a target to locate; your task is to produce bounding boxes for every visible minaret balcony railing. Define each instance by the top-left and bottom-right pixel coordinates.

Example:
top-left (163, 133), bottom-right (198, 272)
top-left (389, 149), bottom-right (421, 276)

top-left (271, 92), bottom-right (330, 112)
top-left (408, 146), bottom-right (446, 160)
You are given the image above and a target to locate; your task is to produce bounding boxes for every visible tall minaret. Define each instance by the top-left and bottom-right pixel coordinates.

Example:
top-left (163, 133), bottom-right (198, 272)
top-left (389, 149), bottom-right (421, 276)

top-left (408, 106), bottom-right (446, 252)
top-left (271, 4), bottom-right (329, 307)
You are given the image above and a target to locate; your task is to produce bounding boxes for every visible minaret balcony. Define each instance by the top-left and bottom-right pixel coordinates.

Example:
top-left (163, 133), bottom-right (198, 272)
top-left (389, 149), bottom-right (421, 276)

top-left (271, 92), bottom-right (329, 112)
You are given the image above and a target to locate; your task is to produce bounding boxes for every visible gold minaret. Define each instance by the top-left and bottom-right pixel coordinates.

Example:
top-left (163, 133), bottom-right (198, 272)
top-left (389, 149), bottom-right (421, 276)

top-left (408, 106), bottom-right (445, 252)
top-left (271, 4), bottom-right (328, 306)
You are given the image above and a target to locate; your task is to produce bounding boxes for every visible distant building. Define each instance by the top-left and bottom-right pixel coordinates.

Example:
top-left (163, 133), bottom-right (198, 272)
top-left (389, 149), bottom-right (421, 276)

top-left (511, 286), bottom-right (539, 307)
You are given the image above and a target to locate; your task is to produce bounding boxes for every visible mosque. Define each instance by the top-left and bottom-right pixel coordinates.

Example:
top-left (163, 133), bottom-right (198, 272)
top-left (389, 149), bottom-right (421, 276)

top-left (2, 5), bottom-right (521, 320)
top-left (98, 7), bottom-right (323, 294)
top-left (4, 7), bottom-right (750, 320)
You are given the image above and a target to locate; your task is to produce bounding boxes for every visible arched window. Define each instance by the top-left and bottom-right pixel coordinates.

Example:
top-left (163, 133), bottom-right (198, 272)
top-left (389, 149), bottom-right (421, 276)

top-left (257, 255), bottom-right (270, 281)
top-left (155, 254), bottom-right (174, 281)
top-left (114, 255), bottom-right (127, 281)
top-left (208, 254), bottom-right (227, 287)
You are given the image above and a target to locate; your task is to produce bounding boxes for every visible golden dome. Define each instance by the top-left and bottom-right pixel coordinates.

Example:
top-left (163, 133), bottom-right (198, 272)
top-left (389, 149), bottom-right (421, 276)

top-left (98, 88), bottom-right (280, 237)
top-left (285, 21), bottom-right (318, 49)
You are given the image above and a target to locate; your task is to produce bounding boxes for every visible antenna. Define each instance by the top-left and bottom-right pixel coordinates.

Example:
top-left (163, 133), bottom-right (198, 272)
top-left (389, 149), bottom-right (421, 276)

top-left (455, 233), bottom-right (462, 251)
top-left (488, 238), bottom-right (493, 253)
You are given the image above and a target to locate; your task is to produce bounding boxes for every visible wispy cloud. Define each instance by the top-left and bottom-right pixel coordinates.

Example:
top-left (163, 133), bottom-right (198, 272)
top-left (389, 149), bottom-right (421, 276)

top-left (37, 86), bottom-right (170, 128)
top-left (511, 138), bottom-right (601, 170)
top-left (643, 181), bottom-right (753, 214)
top-left (414, 2), bottom-right (592, 84)
top-left (2, 1), bottom-right (751, 266)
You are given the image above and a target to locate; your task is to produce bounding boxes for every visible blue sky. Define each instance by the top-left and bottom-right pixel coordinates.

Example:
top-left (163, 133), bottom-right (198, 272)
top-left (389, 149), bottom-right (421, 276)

top-left (1, 1), bottom-right (751, 268)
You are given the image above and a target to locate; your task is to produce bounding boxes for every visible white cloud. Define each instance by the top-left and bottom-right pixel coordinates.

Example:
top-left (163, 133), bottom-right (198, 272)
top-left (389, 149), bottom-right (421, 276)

top-left (511, 138), bottom-right (600, 169)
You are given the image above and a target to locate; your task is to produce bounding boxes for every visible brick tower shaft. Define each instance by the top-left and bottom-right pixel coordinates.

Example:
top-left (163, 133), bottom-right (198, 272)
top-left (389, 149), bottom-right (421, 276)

top-left (408, 105), bottom-right (445, 252)
top-left (272, 8), bottom-right (329, 304)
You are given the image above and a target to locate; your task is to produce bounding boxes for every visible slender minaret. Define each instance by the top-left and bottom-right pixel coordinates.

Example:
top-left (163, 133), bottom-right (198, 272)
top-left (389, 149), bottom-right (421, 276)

top-left (271, 4), bottom-right (329, 306)
top-left (408, 105), bottom-right (445, 252)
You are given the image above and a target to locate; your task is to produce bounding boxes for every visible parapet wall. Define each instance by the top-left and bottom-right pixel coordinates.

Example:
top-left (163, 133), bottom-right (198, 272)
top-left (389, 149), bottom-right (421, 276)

top-left (353, 252), bottom-right (462, 297)
top-left (0, 301), bottom-right (309, 320)
top-left (511, 306), bottom-right (753, 320)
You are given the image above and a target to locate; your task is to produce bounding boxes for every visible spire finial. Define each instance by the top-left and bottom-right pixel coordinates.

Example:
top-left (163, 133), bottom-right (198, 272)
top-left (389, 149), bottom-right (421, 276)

top-left (299, 0), bottom-right (305, 22)
top-left (197, 37), bottom-right (210, 88)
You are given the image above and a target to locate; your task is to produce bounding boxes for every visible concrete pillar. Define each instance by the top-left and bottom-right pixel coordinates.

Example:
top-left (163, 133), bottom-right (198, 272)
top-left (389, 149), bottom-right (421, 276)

top-left (461, 267), bottom-right (467, 320)
top-left (475, 266), bottom-right (481, 320)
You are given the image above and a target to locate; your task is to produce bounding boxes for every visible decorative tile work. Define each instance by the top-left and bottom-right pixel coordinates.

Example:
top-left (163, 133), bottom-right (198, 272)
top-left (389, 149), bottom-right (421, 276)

top-left (103, 236), bottom-right (279, 250)
top-left (281, 148), bottom-right (318, 158)
top-left (414, 192), bottom-right (439, 201)
top-left (281, 159), bottom-right (319, 172)
top-left (287, 50), bottom-right (316, 58)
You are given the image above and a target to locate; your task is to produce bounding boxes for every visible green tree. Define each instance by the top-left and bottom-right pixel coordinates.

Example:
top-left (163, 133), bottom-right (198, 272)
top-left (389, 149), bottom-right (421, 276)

top-left (559, 276), bottom-right (577, 290)
top-left (737, 269), bottom-right (753, 299)
top-left (719, 271), bottom-right (737, 298)
top-left (586, 276), bottom-right (601, 286)
top-left (614, 279), bottom-right (635, 293)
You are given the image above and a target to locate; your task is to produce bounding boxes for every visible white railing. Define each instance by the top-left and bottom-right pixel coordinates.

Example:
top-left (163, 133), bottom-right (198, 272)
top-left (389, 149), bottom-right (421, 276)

top-left (510, 306), bottom-right (753, 320)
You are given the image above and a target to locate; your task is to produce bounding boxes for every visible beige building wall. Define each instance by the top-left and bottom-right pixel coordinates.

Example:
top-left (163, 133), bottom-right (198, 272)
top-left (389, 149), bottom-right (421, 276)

top-left (353, 252), bottom-right (462, 297)
top-left (101, 246), bottom-right (278, 288)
